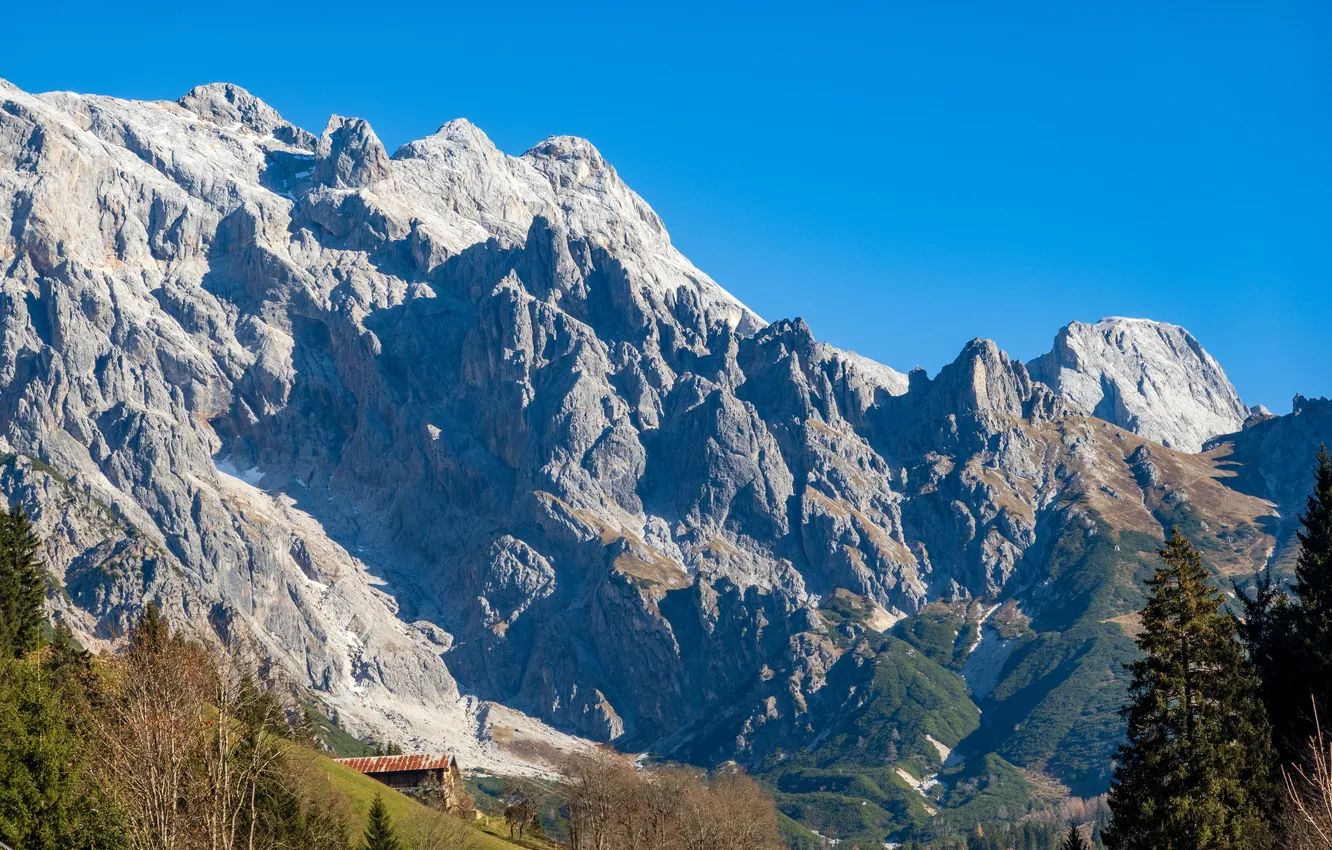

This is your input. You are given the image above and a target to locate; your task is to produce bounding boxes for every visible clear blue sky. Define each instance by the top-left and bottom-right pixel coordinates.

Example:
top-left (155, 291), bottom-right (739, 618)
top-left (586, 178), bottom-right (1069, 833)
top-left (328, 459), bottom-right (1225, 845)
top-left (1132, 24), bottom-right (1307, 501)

top-left (6, 1), bottom-right (1328, 409)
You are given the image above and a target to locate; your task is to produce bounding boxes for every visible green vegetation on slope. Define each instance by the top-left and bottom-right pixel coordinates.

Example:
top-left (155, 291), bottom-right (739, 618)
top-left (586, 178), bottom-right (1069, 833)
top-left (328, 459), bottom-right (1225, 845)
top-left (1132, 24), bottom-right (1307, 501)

top-left (312, 752), bottom-right (539, 849)
top-left (978, 517), bottom-right (1150, 795)
top-left (756, 631), bottom-right (1039, 846)
top-left (893, 603), bottom-right (974, 671)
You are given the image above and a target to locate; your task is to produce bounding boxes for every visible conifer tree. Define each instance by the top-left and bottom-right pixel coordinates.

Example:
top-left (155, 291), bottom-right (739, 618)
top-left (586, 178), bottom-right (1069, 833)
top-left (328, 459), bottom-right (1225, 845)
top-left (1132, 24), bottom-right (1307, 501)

top-left (130, 601), bottom-right (169, 654)
top-left (1237, 446), bottom-right (1332, 763)
top-left (1294, 446), bottom-right (1332, 705)
top-left (363, 794), bottom-right (400, 850)
top-left (1233, 565), bottom-right (1301, 761)
top-left (1105, 529), bottom-right (1274, 850)
top-left (0, 650), bottom-right (125, 849)
top-left (44, 621), bottom-right (93, 687)
top-left (0, 506), bottom-right (45, 658)
top-left (1060, 823), bottom-right (1091, 850)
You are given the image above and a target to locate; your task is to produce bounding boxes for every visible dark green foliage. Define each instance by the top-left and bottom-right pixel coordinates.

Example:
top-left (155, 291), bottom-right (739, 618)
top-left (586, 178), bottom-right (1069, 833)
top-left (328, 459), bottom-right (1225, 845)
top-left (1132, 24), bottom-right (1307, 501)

top-left (0, 655), bottom-right (125, 850)
top-left (1234, 446), bottom-right (1332, 765)
top-left (0, 506), bottom-right (45, 658)
top-left (1091, 800), bottom-right (1111, 848)
top-left (768, 634), bottom-right (980, 778)
top-left (362, 794), bottom-right (400, 850)
top-left (45, 621), bottom-right (92, 684)
top-left (1104, 530), bottom-right (1274, 850)
top-left (776, 811), bottom-right (827, 849)
top-left (0, 515), bottom-right (124, 849)
top-left (933, 754), bottom-right (1035, 826)
top-left (1294, 446), bottom-right (1332, 715)
top-left (819, 590), bottom-right (880, 639)
top-left (1232, 566), bottom-right (1304, 763)
top-left (1060, 823), bottom-right (1091, 850)
top-left (0, 515), bottom-right (353, 850)
top-left (130, 600), bottom-right (169, 653)
top-left (896, 819), bottom-right (1063, 850)
top-left (760, 634), bottom-right (1042, 846)
top-left (894, 605), bottom-right (972, 670)
top-left (245, 770), bottom-right (351, 850)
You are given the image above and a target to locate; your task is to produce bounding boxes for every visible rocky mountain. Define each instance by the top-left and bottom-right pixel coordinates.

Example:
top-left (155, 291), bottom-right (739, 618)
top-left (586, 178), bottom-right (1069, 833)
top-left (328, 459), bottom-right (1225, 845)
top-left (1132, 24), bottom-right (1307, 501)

top-left (1205, 394), bottom-right (1332, 563)
top-left (1028, 317), bottom-right (1249, 452)
top-left (2, 79), bottom-right (1326, 843)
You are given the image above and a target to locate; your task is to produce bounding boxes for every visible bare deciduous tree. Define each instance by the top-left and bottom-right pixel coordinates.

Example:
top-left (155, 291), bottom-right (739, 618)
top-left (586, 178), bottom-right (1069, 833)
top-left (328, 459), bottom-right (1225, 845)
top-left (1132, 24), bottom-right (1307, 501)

top-left (94, 615), bottom-right (213, 850)
top-left (559, 750), bottom-right (782, 850)
top-left (407, 809), bottom-right (482, 850)
top-left (203, 642), bottom-right (290, 850)
top-left (94, 612), bottom-right (294, 850)
top-left (1283, 707), bottom-right (1332, 849)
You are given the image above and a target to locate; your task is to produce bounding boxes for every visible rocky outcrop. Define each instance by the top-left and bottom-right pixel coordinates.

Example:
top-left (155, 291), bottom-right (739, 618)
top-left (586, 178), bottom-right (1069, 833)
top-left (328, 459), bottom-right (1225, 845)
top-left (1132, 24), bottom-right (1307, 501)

top-left (1028, 317), bottom-right (1247, 452)
top-left (314, 116), bottom-right (390, 188)
top-left (0, 80), bottom-right (1299, 791)
top-left (1206, 395), bottom-right (1332, 554)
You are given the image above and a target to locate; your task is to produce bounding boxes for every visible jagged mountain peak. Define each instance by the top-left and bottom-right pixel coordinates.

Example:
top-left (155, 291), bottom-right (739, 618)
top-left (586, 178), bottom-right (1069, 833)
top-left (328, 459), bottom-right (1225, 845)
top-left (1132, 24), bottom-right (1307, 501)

top-left (524, 133), bottom-right (605, 163)
top-left (178, 82), bottom-right (276, 126)
top-left (418, 116), bottom-right (497, 150)
top-left (315, 114), bottom-right (391, 188)
top-left (1028, 316), bottom-right (1247, 452)
top-left (178, 82), bottom-right (316, 149)
top-left (4, 78), bottom-right (1318, 815)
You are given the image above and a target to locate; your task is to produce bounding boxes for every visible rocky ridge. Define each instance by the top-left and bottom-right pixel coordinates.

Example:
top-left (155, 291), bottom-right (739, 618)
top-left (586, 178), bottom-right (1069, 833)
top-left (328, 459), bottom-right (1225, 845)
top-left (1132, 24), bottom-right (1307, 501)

top-left (0, 80), bottom-right (1313, 804)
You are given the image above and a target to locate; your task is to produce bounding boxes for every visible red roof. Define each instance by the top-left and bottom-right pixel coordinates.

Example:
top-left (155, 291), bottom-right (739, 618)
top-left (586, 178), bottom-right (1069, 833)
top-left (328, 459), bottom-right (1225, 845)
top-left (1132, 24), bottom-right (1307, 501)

top-left (334, 754), bottom-right (454, 774)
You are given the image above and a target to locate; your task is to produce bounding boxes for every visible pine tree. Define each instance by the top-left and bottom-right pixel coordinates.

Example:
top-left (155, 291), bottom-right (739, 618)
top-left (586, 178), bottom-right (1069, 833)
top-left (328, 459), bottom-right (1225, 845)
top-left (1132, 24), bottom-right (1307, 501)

top-left (130, 601), bottom-right (169, 654)
top-left (362, 794), bottom-right (400, 850)
top-left (1233, 566), bottom-right (1301, 760)
top-left (1294, 446), bottom-right (1332, 706)
top-left (1238, 447), bottom-right (1332, 763)
top-left (0, 656), bottom-right (126, 849)
top-left (1104, 529), bottom-right (1274, 850)
top-left (1060, 824), bottom-right (1091, 850)
top-left (0, 506), bottom-right (45, 658)
top-left (44, 621), bottom-right (93, 685)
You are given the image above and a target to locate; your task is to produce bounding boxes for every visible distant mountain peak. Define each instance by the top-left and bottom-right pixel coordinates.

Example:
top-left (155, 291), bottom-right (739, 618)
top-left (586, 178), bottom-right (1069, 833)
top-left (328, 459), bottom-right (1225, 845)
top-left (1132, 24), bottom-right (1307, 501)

top-left (1028, 316), bottom-right (1247, 452)
top-left (177, 82), bottom-right (314, 148)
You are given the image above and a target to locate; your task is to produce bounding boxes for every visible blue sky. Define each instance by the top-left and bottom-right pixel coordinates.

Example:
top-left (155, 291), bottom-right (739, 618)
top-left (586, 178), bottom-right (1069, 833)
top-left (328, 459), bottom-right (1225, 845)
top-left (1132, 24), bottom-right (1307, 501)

top-left (6, 1), bottom-right (1328, 409)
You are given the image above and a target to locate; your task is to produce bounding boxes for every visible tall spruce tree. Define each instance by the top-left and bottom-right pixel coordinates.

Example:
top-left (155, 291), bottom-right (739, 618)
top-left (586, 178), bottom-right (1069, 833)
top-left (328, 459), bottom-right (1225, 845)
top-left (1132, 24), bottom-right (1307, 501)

top-left (1061, 823), bottom-right (1092, 850)
top-left (1294, 446), bottom-right (1332, 707)
top-left (1105, 529), bottom-right (1274, 850)
top-left (362, 794), bottom-right (400, 850)
top-left (0, 655), bottom-right (126, 850)
top-left (0, 514), bottom-right (124, 850)
top-left (1236, 446), bottom-right (1332, 763)
top-left (0, 506), bottom-right (44, 658)
top-left (1233, 565), bottom-right (1301, 760)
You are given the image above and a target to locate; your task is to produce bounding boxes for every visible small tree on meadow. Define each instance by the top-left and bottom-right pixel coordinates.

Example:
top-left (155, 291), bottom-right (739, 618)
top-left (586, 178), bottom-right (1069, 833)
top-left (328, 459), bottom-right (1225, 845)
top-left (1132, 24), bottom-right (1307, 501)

top-left (363, 794), bottom-right (400, 850)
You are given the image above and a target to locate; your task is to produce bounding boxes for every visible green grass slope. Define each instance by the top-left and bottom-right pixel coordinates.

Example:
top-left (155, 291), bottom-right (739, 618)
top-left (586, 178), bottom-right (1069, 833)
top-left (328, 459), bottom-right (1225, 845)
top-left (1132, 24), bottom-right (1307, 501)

top-left (306, 749), bottom-right (539, 850)
top-left (756, 630), bottom-right (1037, 846)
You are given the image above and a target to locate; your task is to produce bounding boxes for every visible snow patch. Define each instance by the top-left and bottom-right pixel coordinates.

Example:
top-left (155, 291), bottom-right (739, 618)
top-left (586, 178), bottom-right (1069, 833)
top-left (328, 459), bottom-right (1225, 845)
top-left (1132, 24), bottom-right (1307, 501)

top-left (214, 456), bottom-right (266, 486)
top-left (961, 603), bottom-right (1022, 700)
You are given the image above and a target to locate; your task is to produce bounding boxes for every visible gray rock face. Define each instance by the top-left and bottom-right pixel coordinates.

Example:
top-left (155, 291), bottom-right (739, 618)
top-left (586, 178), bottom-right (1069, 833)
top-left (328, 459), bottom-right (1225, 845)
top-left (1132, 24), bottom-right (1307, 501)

top-left (0, 80), bottom-right (1296, 783)
top-left (1028, 317), bottom-right (1247, 452)
top-left (1205, 395), bottom-right (1332, 552)
top-left (314, 116), bottom-right (390, 188)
